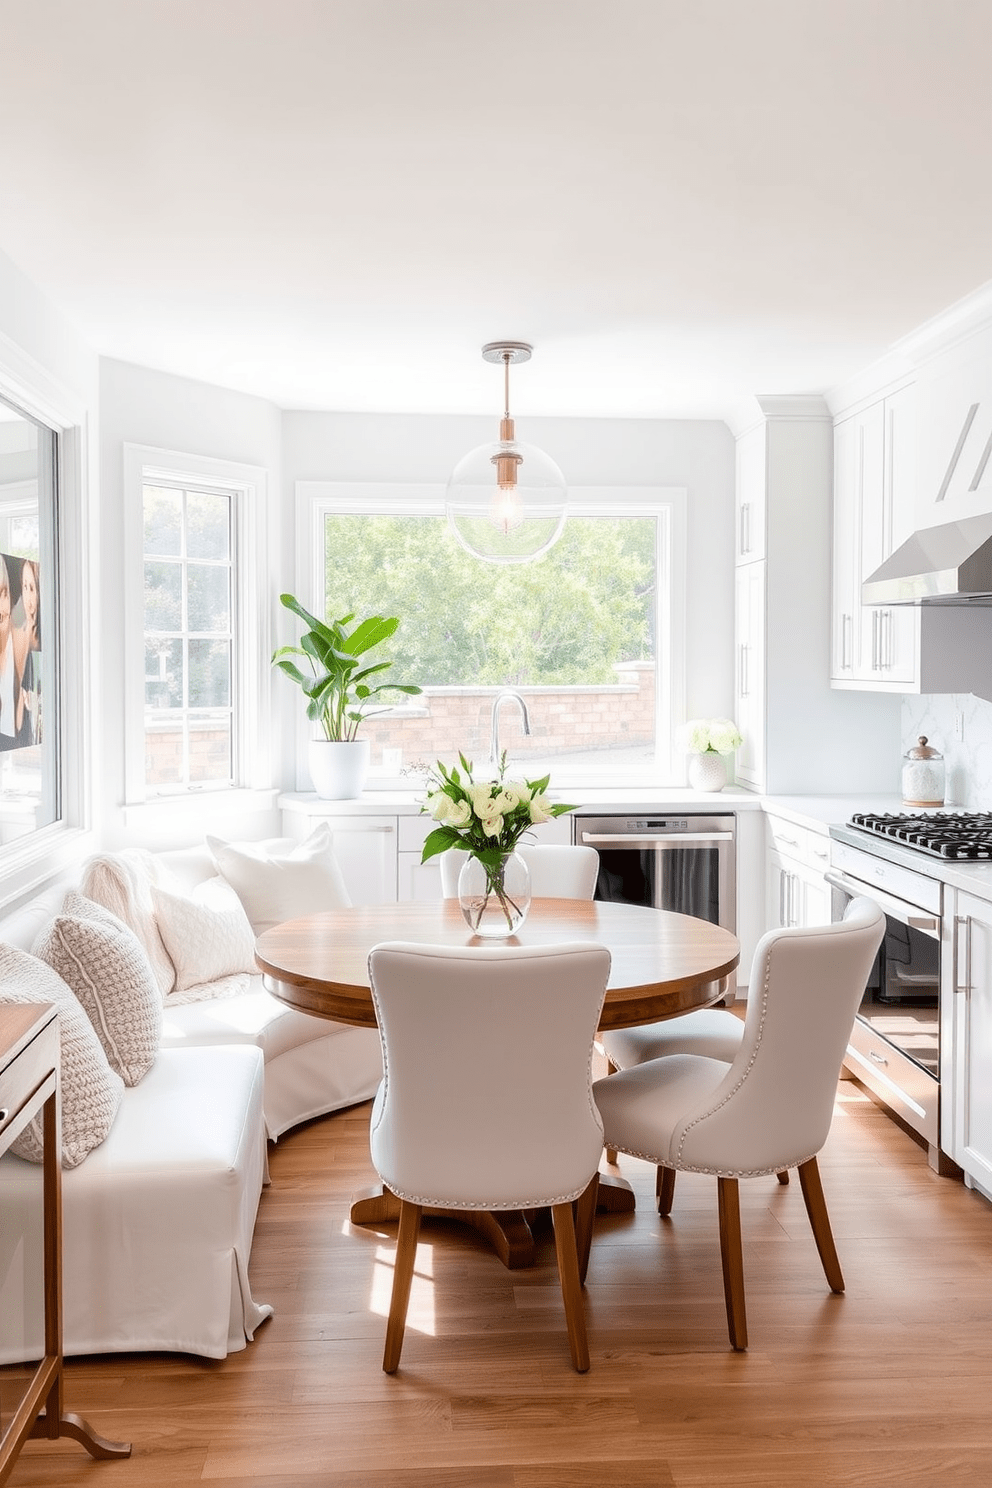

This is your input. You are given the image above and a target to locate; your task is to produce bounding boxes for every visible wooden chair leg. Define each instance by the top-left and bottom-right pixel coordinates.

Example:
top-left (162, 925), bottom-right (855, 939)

top-left (551, 1201), bottom-right (591, 1373)
top-left (797, 1156), bottom-right (844, 1293)
top-left (656, 1165), bottom-right (676, 1215)
top-left (605, 1058), bottom-right (619, 1166)
top-left (382, 1199), bottom-right (422, 1374)
top-left (776, 1169), bottom-right (790, 1185)
top-left (573, 1172), bottom-right (600, 1286)
top-left (716, 1176), bottom-right (748, 1351)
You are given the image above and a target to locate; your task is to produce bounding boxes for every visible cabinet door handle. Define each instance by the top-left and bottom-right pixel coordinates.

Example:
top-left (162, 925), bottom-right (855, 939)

top-left (739, 642), bottom-right (749, 699)
top-left (739, 501), bottom-right (749, 555)
top-left (954, 915), bottom-right (972, 994)
top-left (868, 1050), bottom-right (889, 1067)
top-left (0, 1107), bottom-right (8, 1124)
top-left (842, 612), bottom-right (853, 671)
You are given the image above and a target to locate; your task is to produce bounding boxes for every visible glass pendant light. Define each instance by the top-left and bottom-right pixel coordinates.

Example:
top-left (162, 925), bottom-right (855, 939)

top-left (445, 341), bottom-right (567, 564)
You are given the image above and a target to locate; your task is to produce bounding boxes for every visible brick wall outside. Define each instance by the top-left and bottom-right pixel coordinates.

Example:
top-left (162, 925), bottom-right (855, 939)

top-left (145, 662), bottom-right (655, 784)
top-left (362, 661), bottom-right (655, 770)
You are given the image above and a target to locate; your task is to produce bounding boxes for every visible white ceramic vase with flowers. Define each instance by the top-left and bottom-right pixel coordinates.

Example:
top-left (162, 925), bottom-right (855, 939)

top-left (680, 717), bottom-right (744, 793)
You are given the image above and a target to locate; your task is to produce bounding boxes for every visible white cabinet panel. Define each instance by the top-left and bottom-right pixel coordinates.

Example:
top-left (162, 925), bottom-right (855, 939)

top-left (832, 391), bottom-right (919, 690)
top-left (915, 336), bottom-right (992, 525)
top-left (282, 807), bottom-right (398, 904)
top-left (947, 890), bottom-right (992, 1196)
top-left (734, 562), bottom-right (765, 789)
top-left (735, 423), bottom-right (766, 564)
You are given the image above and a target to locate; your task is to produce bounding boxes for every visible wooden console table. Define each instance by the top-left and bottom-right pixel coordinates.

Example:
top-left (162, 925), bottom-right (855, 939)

top-left (0, 1004), bottom-right (130, 1483)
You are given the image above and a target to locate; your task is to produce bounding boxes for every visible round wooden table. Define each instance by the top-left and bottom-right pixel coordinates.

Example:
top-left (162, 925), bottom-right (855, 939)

top-left (256, 898), bottom-right (740, 1267)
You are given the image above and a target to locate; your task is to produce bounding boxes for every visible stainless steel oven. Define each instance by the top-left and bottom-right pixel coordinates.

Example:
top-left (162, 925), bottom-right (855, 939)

top-left (573, 814), bottom-right (736, 932)
top-left (827, 836), bottom-right (943, 1164)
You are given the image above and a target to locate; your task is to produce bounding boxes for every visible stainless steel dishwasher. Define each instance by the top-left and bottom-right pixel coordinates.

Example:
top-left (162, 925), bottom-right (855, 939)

top-left (573, 813), bottom-right (736, 932)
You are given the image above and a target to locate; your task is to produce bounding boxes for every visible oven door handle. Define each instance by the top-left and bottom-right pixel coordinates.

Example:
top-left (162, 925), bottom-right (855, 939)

top-left (580, 832), bottom-right (735, 847)
top-left (824, 870), bottom-right (940, 937)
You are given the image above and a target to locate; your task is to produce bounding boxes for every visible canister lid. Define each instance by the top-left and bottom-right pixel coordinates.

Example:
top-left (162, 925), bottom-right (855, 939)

top-left (905, 735), bottom-right (942, 760)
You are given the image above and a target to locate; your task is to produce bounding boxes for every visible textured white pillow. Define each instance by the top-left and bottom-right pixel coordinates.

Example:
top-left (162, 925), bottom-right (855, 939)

top-left (207, 823), bottom-right (351, 936)
top-left (151, 881), bottom-right (257, 993)
top-left (33, 892), bottom-right (163, 1087)
top-left (79, 850), bottom-right (176, 997)
top-left (0, 943), bottom-right (124, 1168)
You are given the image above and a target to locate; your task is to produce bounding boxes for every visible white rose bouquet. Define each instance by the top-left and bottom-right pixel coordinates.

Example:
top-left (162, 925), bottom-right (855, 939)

top-left (421, 752), bottom-right (575, 929)
top-left (679, 717), bottom-right (744, 755)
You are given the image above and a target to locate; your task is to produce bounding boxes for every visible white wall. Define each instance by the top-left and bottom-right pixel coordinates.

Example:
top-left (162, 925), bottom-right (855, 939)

top-left (903, 694), bottom-right (992, 809)
top-left (97, 358), bottom-right (284, 848)
top-left (281, 410), bottom-right (738, 785)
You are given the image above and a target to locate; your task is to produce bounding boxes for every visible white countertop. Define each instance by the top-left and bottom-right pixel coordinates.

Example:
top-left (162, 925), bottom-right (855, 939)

top-left (279, 788), bottom-right (992, 904)
top-left (280, 786), bottom-right (767, 817)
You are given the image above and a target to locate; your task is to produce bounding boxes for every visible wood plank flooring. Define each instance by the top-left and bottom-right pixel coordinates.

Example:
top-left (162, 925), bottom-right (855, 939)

top-left (9, 1074), bottom-right (992, 1486)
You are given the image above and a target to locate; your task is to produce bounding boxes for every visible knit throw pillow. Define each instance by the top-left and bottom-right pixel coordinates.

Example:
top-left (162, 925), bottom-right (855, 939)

top-left (0, 943), bottom-right (124, 1168)
top-left (151, 880), bottom-right (257, 993)
top-left (79, 849), bottom-right (177, 998)
top-left (33, 892), bottom-right (162, 1086)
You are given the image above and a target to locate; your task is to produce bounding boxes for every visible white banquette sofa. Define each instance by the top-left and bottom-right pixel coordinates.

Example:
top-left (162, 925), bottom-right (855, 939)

top-left (0, 826), bottom-right (383, 1361)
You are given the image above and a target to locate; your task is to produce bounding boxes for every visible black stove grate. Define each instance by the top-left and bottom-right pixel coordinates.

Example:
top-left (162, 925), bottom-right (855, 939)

top-left (849, 811), bottom-right (992, 860)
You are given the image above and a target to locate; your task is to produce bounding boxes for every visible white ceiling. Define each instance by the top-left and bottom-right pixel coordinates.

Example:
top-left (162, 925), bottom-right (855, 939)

top-left (2, 0), bottom-right (992, 422)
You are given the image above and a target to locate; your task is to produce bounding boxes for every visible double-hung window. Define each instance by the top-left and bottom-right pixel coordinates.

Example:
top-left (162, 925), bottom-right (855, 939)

top-left (124, 447), bottom-right (269, 806)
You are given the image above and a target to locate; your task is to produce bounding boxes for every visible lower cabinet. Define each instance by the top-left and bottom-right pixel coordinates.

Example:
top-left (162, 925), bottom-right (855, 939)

top-left (946, 890), bottom-right (992, 1196)
top-left (764, 815), bottom-right (832, 931)
top-left (281, 804), bottom-right (399, 903)
top-left (280, 796), bottom-right (571, 905)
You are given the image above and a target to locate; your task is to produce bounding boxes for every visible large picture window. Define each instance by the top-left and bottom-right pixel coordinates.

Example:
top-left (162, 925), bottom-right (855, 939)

top-left (300, 484), bottom-right (685, 786)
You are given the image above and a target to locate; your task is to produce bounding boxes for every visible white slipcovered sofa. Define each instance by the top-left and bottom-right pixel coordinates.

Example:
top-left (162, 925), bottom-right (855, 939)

top-left (0, 831), bottom-right (383, 1361)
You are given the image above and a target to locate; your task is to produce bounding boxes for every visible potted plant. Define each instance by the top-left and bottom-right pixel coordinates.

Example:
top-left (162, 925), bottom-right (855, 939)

top-left (678, 717), bottom-right (743, 793)
top-left (272, 593), bottom-right (421, 799)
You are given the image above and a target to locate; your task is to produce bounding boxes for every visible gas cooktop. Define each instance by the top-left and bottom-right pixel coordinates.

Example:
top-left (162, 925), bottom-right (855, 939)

top-left (848, 811), bottom-right (992, 860)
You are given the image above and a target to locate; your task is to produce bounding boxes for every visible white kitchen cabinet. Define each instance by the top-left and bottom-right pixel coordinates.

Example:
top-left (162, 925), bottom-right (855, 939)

top-left (281, 802), bottom-right (398, 903)
top-left (732, 398), bottom-right (891, 795)
top-left (914, 324), bottom-right (992, 525)
top-left (946, 889), bottom-right (992, 1198)
top-left (735, 422), bottom-right (766, 565)
top-left (734, 561), bottom-right (765, 789)
top-left (764, 815), bottom-right (831, 931)
top-left (831, 390), bottom-right (918, 689)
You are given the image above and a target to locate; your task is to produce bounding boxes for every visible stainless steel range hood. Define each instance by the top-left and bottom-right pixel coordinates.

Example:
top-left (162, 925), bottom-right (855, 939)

top-left (863, 513), bottom-right (992, 605)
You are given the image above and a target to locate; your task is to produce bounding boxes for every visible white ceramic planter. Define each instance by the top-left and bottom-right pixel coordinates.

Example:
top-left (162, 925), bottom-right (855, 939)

top-left (687, 751), bottom-right (727, 792)
top-left (308, 738), bottom-right (371, 800)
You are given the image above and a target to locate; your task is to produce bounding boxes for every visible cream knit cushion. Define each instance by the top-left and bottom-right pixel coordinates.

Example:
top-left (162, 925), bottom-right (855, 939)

top-left (79, 849), bottom-right (177, 998)
top-left (151, 881), bottom-right (257, 993)
top-left (33, 892), bottom-right (163, 1087)
top-left (207, 823), bottom-right (351, 936)
top-left (0, 943), bottom-right (124, 1168)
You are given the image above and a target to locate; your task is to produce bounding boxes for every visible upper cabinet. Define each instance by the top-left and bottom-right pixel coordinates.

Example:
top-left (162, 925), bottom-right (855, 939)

top-left (914, 325), bottom-right (992, 527)
top-left (735, 424), bottom-right (766, 565)
top-left (831, 385), bottom-right (919, 691)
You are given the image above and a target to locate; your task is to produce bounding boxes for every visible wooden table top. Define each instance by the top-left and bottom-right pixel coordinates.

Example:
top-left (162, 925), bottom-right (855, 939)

top-left (255, 898), bottom-right (740, 1032)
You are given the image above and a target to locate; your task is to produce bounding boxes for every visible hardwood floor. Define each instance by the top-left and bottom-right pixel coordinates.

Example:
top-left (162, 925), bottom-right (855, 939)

top-left (10, 1074), bottom-right (992, 1486)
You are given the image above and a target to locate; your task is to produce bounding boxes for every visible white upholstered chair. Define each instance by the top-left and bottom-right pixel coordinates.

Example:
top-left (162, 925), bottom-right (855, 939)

top-left (600, 1005), bottom-right (764, 1201)
top-left (439, 843), bottom-right (600, 900)
top-left (591, 898), bottom-right (885, 1350)
top-left (367, 940), bottom-right (611, 1373)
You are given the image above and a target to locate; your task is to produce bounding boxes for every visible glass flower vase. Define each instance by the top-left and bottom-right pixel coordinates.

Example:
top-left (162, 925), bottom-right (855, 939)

top-left (457, 850), bottom-right (532, 938)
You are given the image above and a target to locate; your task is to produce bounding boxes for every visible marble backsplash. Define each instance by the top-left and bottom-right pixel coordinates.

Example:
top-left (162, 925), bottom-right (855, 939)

top-left (902, 694), bottom-right (992, 810)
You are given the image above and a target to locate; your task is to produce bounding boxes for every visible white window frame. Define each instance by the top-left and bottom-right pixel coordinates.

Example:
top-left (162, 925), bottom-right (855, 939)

top-left (0, 328), bottom-right (91, 904)
top-left (123, 445), bottom-right (271, 811)
top-left (295, 481), bottom-right (687, 787)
